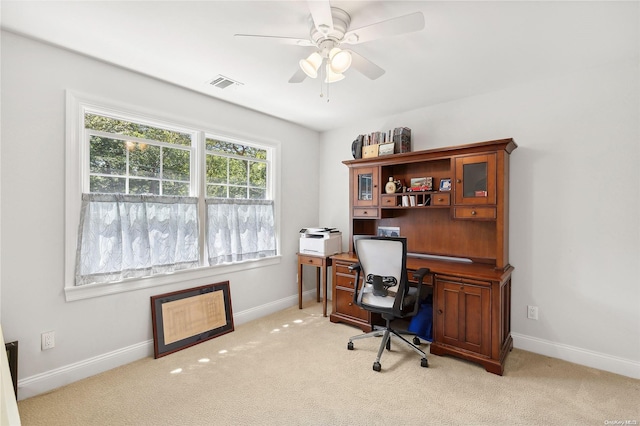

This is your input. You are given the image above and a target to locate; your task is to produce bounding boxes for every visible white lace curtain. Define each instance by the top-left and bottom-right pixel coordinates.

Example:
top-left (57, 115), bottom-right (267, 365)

top-left (76, 194), bottom-right (199, 285)
top-left (206, 198), bottom-right (276, 266)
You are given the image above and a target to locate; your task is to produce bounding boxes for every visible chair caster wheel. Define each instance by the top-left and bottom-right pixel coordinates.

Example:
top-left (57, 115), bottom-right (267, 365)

top-left (373, 362), bottom-right (382, 372)
top-left (421, 358), bottom-right (429, 368)
top-left (347, 342), bottom-right (354, 350)
top-left (413, 337), bottom-right (421, 345)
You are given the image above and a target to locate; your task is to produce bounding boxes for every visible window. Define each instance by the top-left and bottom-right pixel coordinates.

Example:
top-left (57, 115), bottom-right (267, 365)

top-left (204, 138), bottom-right (276, 266)
top-left (86, 113), bottom-right (193, 196)
top-left (205, 138), bottom-right (268, 199)
top-left (65, 92), bottom-right (279, 300)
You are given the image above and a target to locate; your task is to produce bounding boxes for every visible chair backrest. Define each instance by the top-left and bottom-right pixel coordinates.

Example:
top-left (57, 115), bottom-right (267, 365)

top-left (353, 236), bottom-right (409, 315)
top-left (352, 234), bottom-right (369, 255)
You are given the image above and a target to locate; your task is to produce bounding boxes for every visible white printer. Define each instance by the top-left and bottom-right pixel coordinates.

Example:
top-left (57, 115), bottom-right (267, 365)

top-left (299, 228), bottom-right (342, 256)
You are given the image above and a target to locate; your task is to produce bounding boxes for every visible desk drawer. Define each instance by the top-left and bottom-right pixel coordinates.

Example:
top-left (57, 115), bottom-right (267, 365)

top-left (335, 273), bottom-right (357, 289)
top-left (353, 208), bottom-right (378, 218)
top-left (334, 262), bottom-right (356, 276)
top-left (432, 193), bottom-right (450, 206)
top-left (381, 195), bottom-right (397, 207)
top-left (335, 289), bottom-right (368, 321)
top-left (299, 255), bottom-right (323, 266)
top-left (454, 206), bottom-right (496, 220)
top-left (436, 275), bottom-right (492, 288)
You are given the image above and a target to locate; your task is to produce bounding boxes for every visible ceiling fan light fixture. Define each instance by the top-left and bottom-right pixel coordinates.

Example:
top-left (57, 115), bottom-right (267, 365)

top-left (328, 47), bottom-right (352, 74)
top-left (325, 64), bottom-right (345, 83)
top-left (299, 52), bottom-right (323, 78)
top-left (344, 33), bottom-right (359, 44)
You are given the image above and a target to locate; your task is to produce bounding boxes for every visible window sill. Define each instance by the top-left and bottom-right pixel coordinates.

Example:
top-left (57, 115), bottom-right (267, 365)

top-left (64, 256), bottom-right (282, 302)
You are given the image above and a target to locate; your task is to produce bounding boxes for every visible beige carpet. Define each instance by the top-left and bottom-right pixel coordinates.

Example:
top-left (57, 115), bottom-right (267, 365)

top-left (18, 303), bottom-right (640, 425)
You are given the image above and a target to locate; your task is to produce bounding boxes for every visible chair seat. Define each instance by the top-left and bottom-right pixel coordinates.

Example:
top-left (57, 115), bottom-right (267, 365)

top-left (361, 285), bottom-right (418, 313)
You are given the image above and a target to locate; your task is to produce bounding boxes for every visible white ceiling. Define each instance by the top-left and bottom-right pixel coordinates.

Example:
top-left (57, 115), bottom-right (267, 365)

top-left (1, 1), bottom-right (638, 132)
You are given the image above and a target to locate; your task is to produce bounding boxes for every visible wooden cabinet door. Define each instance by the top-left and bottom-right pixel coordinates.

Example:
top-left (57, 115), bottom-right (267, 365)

top-left (435, 276), bottom-right (491, 357)
top-left (352, 167), bottom-right (379, 207)
top-left (454, 153), bottom-right (497, 205)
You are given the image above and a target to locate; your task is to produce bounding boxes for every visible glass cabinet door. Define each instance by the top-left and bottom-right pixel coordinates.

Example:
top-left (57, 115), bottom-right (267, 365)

top-left (358, 173), bottom-right (373, 201)
top-left (454, 154), bottom-right (496, 205)
top-left (352, 167), bottom-right (379, 207)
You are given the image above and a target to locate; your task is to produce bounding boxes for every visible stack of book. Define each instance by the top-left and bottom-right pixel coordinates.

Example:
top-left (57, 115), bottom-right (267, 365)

top-left (353, 127), bottom-right (412, 159)
top-left (393, 127), bottom-right (411, 153)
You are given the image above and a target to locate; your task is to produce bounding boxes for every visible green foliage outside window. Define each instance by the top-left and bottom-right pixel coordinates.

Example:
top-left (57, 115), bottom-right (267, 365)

top-left (85, 113), bottom-right (191, 146)
top-left (206, 138), bottom-right (268, 199)
top-left (84, 115), bottom-right (268, 199)
top-left (86, 114), bottom-right (191, 196)
top-left (206, 139), bottom-right (267, 159)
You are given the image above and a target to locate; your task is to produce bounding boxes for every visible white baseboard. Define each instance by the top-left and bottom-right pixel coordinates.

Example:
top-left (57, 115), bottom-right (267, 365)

top-left (512, 332), bottom-right (640, 379)
top-left (17, 340), bottom-right (153, 401)
top-left (232, 294), bottom-right (299, 326)
top-left (17, 294), bottom-right (303, 401)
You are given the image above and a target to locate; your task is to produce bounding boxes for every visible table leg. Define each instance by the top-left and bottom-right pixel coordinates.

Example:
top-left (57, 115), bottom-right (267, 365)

top-left (322, 264), bottom-right (328, 317)
top-left (316, 267), bottom-right (321, 302)
top-left (298, 260), bottom-right (303, 309)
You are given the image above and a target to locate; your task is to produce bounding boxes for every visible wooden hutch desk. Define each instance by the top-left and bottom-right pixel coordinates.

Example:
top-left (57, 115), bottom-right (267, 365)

top-left (330, 139), bottom-right (517, 375)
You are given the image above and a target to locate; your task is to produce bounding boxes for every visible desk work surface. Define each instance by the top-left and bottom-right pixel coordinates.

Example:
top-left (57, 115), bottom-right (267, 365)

top-left (331, 252), bottom-right (513, 282)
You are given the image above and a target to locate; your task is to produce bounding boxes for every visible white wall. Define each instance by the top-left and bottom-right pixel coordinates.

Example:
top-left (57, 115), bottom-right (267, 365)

top-left (319, 58), bottom-right (640, 378)
top-left (0, 32), bottom-right (321, 399)
top-left (1, 29), bottom-right (638, 403)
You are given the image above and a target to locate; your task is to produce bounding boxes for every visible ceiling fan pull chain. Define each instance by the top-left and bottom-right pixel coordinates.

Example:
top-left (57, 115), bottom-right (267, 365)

top-left (326, 78), bottom-right (330, 103)
top-left (320, 62), bottom-right (330, 102)
top-left (319, 61), bottom-right (326, 100)
top-left (324, 67), bottom-right (328, 101)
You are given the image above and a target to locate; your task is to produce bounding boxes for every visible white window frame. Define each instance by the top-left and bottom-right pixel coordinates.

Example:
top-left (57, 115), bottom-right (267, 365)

top-left (65, 91), bottom-right (281, 302)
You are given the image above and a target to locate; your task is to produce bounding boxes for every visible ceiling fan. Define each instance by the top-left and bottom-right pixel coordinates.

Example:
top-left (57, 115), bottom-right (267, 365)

top-left (234, 1), bottom-right (425, 84)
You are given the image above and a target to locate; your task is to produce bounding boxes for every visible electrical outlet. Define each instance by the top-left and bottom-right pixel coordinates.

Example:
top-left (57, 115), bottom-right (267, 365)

top-left (41, 331), bottom-right (55, 350)
top-left (527, 305), bottom-right (539, 320)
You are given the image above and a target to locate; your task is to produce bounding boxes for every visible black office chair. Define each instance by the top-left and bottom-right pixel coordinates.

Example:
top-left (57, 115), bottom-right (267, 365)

top-left (347, 236), bottom-right (430, 371)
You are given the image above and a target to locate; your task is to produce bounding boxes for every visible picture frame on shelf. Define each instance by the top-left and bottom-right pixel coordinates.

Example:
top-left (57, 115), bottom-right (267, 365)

top-left (378, 226), bottom-right (400, 237)
top-left (439, 178), bottom-right (452, 191)
top-left (408, 177), bottom-right (433, 192)
top-left (378, 142), bottom-right (395, 156)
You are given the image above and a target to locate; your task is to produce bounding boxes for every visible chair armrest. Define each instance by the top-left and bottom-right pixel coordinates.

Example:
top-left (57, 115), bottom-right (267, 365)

top-left (412, 268), bottom-right (430, 284)
top-left (403, 268), bottom-right (430, 316)
top-left (350, 263), bottom-right (362, 306)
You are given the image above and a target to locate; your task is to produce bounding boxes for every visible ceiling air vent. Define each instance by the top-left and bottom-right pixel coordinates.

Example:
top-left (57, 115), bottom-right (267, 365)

top-left (209, 75), bottom-right (243, 89)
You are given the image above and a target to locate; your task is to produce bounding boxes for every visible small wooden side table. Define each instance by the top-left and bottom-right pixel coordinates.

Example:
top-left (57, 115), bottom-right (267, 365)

top-left (297, 253), bottom-right (333, 317)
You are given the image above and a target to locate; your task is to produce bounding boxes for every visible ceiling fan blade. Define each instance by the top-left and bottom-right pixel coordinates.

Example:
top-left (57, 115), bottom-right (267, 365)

top-left (348, 50), bottom-right (385, 80)
top-left (289, 68), bottom-right (307, 84)
top-left (307, 0), bottom-right (333, 35)
top-left (342, 12), bottom-right (425, 45)
top-left (234, 34), bottom-right (314, 47)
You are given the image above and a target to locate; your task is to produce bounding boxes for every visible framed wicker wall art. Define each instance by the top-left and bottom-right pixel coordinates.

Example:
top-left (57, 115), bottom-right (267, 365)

top-left (151, 281), bottom-right (234, 358)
